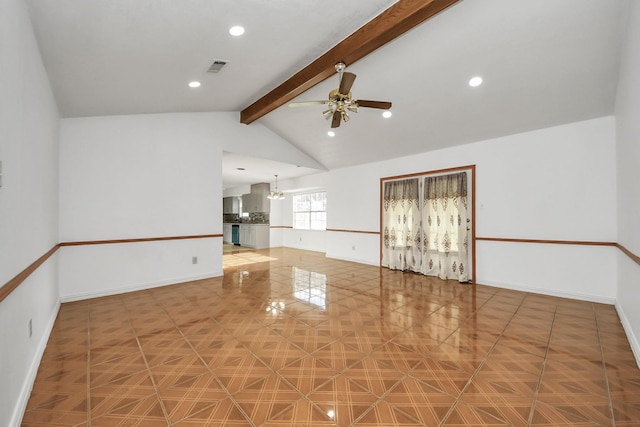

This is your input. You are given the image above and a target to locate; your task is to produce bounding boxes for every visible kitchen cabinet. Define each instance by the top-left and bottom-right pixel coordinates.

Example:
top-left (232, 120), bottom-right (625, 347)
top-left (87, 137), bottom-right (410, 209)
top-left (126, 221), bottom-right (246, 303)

top-left (239, 224), bottom-right (254, 247)
top-left (239, 224), bottom-right (270, 249)
top-left (223, 223), bottom-right (233, 244)
top-left (241, 183), bottom-right (270, 213)
top-left (223, 197), bottom-right (239, 214)
top-left (253, 224), bottom-right (270, 249)
top-left (241, 193), bottom-right (252, 214)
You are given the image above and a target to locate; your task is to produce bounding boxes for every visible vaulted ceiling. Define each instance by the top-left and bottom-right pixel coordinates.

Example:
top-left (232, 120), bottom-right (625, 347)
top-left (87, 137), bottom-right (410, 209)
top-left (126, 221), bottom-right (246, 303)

top-left (26, 0), bottom-right (627, 188)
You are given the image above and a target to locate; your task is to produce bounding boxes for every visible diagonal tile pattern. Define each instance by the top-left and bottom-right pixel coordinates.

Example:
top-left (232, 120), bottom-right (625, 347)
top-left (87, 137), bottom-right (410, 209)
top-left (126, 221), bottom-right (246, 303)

top-left (21, 247), bottom-right (640, 426)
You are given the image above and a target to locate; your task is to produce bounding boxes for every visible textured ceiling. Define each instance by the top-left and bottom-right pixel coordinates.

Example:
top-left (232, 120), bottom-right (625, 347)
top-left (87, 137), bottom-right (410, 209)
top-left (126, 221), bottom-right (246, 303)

top-left (27, 0), bottom-right (627, 187)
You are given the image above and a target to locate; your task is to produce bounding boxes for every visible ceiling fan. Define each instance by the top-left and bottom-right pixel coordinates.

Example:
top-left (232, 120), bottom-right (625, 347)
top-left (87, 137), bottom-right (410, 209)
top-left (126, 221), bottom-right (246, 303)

top-left (288, 62), bottom-right (392, 128)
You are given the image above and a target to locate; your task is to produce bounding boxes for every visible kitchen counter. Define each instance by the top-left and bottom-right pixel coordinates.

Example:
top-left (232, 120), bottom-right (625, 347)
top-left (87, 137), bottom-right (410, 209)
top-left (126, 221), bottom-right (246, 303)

top-left (223, 223), bottom-right (269, 248)
top-left (223, 222), bottom-right (269, 225)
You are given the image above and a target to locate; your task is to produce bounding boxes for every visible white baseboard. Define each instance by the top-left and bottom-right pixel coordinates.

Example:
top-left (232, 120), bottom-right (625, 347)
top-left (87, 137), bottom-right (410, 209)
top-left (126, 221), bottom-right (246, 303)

top-left (60, 271), bottom-right (223, 303)
top-left (615, 300), bottom-right (640, 369)
top-left (11, 300), bottom-right (61, 427)
top-left (477, 280), bottom-right (616, 305)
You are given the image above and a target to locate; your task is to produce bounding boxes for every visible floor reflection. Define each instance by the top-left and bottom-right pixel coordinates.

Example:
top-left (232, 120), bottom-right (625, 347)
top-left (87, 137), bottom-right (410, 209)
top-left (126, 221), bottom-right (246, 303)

top-left (293, 267), bottom-right (327, 310)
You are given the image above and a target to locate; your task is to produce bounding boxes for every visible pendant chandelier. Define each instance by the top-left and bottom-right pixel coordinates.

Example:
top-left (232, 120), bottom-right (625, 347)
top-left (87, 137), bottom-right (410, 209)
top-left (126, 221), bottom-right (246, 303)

top-left (267, 174), bottom-right (285, 199)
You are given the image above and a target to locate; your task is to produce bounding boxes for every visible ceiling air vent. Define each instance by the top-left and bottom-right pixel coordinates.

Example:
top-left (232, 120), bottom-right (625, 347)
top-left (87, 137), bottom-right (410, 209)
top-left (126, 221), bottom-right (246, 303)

top-left (207, 60), bottom-right (229, 73)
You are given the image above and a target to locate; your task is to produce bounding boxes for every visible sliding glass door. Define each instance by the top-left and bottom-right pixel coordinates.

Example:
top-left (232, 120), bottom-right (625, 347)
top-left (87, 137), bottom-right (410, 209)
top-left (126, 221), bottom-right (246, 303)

top-left (381, 168), bottom-right (473, 283)
top-left (420, 172), bottom-right (469, 282)
top-left (381, 177), bottom-right (421, 272)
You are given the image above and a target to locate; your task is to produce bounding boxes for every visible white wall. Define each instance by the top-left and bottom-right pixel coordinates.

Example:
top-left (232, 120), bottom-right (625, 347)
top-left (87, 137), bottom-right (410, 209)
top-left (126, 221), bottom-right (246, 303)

top-left (326, 231), bottom-right (380, 266)
top-left (0, 258), bottom-right (60, 427)
top-left (59, 239), bottom-right (221, 301)
top-left (325, 117), bottom-right (617, 243)
top-left (614, 1), bottom-right (640, 365)
top-left (60, 114), bottom-right (223, 241)
top-left (274, 117), bottom-right (618, 302)
top-left (283, 229), bottom-right (327, 253)
top-left (58, 112), bottom-right (312, 300)
top-left (59, 113), bottom-right (226, 299)
top-left (217, 114), bottom-right (326, 171)
top-left (0, 0), bottom-right (61, 425)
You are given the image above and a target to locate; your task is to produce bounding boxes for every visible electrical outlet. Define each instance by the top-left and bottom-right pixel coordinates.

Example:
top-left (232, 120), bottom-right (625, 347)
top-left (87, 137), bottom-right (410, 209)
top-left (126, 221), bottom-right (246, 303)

top-left (29, 318), bottom-right (32, 338)
top-left (192, 256), bottom-right (198, 264)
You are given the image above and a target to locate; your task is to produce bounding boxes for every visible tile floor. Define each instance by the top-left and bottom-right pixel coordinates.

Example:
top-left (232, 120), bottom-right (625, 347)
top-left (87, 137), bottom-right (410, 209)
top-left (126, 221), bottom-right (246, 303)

top-left (22, 247), bottom-right (640, 426)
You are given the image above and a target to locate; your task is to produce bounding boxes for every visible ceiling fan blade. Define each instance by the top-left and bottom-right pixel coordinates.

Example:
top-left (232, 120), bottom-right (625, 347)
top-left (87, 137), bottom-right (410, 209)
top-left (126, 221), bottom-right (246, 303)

top-left (288, 100), bottom-right (328, 108)
top-left (331, 111), bottom-right (342, 128)
top-left (339, 72), bottom-right (356, 95)
top-left (356, 100), bottom-right (392, 109)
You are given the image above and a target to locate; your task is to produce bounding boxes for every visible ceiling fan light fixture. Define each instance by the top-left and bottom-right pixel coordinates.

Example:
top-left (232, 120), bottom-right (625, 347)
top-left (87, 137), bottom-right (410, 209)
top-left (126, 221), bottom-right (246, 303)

top-left (382, 110), bottom-right (392, 118)
top-left (327, 131), bottom-right (335, 137)
top-left (288, 63), bottom-right (392, 129)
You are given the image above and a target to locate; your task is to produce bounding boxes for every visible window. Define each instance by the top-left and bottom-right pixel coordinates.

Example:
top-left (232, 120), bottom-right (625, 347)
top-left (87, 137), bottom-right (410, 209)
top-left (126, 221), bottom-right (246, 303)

top-left (293, 191), bottom-right (326, 230)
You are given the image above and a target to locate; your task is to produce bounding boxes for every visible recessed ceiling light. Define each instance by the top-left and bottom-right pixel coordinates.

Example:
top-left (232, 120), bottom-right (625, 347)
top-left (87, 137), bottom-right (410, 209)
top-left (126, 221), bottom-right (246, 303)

top-left (382, 111), bottom-right (392, 118)
top-left (188, 81), bottom-right (201, 88)
top-left (469, 76), bottom-right (483, 87)
top-left (229, 26), bottom-right (245, 36)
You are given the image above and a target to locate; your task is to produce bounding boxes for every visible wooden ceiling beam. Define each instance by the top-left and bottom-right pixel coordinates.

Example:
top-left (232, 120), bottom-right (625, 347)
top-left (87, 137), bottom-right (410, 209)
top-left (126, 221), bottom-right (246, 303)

top-left (240, 0), bottom-right (460, 125)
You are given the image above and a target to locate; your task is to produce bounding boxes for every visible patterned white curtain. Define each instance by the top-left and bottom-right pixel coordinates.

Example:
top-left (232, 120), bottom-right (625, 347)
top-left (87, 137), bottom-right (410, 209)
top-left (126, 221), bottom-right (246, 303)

top-left (421, 172), bottom-right (469, 282)
top-left (382, 178), bottom-right (421, 272)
